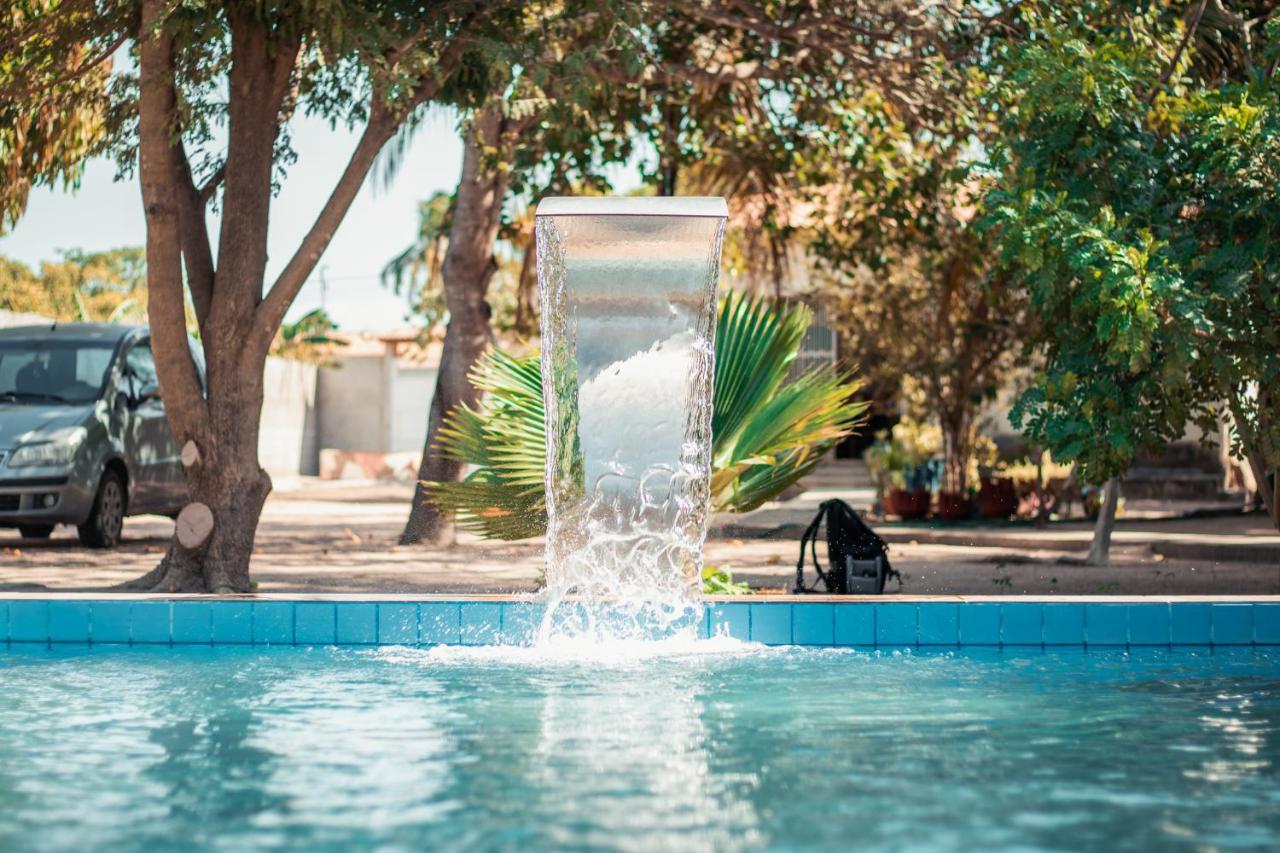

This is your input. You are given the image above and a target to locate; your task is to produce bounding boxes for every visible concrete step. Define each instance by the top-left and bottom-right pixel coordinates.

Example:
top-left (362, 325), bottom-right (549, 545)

top-left (799, 458), bottom-right (872, 490)
top-left (1123, 468), bottom-right (1225, 501)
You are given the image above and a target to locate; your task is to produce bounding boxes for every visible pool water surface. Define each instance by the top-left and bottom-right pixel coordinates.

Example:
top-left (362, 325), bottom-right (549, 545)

top-left (1, 643), bottom-right (1278, 851)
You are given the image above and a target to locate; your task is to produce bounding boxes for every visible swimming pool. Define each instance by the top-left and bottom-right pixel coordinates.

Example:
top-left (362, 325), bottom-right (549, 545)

top-left (2, 640), bottom-right (1279, 851)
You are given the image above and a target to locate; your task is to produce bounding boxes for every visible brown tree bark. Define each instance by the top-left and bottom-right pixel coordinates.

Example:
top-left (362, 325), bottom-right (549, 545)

top-left (128, 1), bottom-right (466, 590)
top-left (1085, 477), bottom-right (1121, 566)
top-left (401, 105), bottom-right (515, 545)
top-left (1228, 386), bottom-right (1279, 531)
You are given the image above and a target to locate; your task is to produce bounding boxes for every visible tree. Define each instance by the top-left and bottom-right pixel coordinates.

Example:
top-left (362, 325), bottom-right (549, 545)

top-left (1, 247), bottom-right (147, 322)
top-left (984, 1), bottom-right (1280, 552)
top-left (395, 101), bottom-right (544, 546)
top-left (801, 72), bottom-right (1032, 501)
top-left (388, 2), bottom-right (648, 545)
top-left (3, 0), bottom-right (526, 590)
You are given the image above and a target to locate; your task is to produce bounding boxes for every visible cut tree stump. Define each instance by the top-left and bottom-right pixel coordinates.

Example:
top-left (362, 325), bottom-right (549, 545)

top-left (180, 440), bottom-right (202, 468)
top-left (175, 502), bottom-right (215, 550)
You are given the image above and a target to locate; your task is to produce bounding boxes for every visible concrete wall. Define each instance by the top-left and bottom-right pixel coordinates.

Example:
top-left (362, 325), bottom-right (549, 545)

top-left (314, 354), bottom-right (436, 475)
top-left (316, 354), bottom-right (393, 453)
top-left (259, 356), bottom-right (319, 478)
top-left (391, 366), bottom-right (436, 453)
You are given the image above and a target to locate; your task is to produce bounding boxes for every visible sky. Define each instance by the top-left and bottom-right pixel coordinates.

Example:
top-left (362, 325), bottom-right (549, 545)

top-left (0, 110), bottom-right (467, 331)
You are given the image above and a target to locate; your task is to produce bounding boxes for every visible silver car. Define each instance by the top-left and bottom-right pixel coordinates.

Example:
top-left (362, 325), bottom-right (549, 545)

top-left (0, 323), bottom-right (201, 547)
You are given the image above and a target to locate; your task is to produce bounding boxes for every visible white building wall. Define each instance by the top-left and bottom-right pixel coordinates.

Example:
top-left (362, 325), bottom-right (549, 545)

top-left (390, 366), bottom-right (437, 453)
top-left (259, 356), bottom-right (319, 478)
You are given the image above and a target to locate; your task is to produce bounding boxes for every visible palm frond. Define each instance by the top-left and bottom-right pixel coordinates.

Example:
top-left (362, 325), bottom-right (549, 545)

top-left (712, 290), bottom-right (809, 451)
top-left (430, 473), bottom-right (546, 540)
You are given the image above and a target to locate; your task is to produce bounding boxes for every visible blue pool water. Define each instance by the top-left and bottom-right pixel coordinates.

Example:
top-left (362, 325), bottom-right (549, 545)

top-left (1, 642), bottom-right (1279, 851)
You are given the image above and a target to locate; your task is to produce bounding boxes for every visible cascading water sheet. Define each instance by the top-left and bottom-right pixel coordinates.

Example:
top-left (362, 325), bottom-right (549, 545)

top-left (535, 197), bottom-right (728, 640)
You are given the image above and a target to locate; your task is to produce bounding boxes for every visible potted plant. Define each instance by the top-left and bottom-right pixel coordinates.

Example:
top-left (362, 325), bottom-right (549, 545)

top-left (892, 460), bottom-right (938, 519)
top-left (867, 418), bottom-right (940, 520)
top-left (936, 487), bottom-right (973, 521)
top-left (978, 475), bottom-right (1017, 519)
top-left (862, 430), bottom-right (899, 515)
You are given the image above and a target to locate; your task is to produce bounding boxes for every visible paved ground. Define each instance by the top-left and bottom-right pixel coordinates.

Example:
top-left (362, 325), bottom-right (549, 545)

top-left (1, 463), bottom-right (1276, 595)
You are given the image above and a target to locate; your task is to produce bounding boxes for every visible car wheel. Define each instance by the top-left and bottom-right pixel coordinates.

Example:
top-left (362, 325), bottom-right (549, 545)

top-left (18, 524), bottom-right (54, 540)
top-left (78, 470), bottom-right (126, 549)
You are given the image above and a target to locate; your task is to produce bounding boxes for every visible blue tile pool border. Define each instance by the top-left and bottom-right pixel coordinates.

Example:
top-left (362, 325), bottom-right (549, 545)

top-left (0, 596), bottom-right (1277, 649)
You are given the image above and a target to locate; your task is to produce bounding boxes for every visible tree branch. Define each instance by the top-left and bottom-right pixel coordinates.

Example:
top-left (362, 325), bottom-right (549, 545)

top-left (1147, 0), bottom-right (1210, 104)
top-left (251, 109), bottom-right (396, 354)
top-left (137, 0), bottom-right (208, 436)
top-left (196, 163), bottom-right (226, 206)
top-left (252, 18), bottom-right (481, 352)
top-left (0, 31), bottom-right (127, 98)
top-left (172, 138), bottom-right (215, 329)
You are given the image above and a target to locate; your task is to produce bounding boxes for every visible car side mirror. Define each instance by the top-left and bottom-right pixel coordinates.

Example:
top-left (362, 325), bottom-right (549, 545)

top-left (133, 381), bottom-right (162, 407)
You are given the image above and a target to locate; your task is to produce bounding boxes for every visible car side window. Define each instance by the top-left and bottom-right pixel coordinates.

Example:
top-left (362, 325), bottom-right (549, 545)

top-left (123, 342), bottom-right (159, 398)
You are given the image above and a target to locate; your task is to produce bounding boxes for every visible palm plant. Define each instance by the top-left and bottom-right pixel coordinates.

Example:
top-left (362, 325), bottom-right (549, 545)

top-left (427, 292), bottom-right (866, 539)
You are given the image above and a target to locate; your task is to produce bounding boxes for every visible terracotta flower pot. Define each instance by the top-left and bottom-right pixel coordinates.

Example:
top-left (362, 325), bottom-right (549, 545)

top-left (887, 488), bottom-right (931, 520)
top-left (978, 478), bottom-right (1017, 520)
top-left (936, 490), bottom-right (972, 521)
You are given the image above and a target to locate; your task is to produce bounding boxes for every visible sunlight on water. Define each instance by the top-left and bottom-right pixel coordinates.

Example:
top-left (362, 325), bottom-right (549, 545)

top-left (535, 198), bottom-right (728, 643)
top-left (379, 633), bottom-right (766, 667)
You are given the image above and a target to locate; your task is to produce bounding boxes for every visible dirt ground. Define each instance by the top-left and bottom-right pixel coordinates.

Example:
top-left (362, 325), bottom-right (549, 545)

top-left (1, 482), bottom-right (1276, 595)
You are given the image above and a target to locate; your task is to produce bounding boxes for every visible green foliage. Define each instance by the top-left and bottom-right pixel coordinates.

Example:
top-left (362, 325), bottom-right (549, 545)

top-left (429, 348), bottom-right (547, 539)
top-left (701, 565), bottom-right (752, 596)
top-left (427, 294), bottom-right (867, 539)
top-left (0, 247), bottom-right (146, 322)
top-left (271, 308), bottom-right (347, 365)
top-left (804, 64), bottom-right (1030, 495)
top-left (0, 2), bottom-right (133, 231)
top-left (984, 2), bottom-right (1280, 499)
top-left (863, 417), bottom-right (943, 494)
top-left (710, 292), bottom-right (868, 511)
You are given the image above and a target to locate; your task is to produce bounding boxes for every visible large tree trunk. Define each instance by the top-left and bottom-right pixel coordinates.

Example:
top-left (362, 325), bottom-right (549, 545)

top-left (1085, 477), bottom-right (1120, 566)
top-left (125, 367), bottom-right (275, 592)
top-left (129, 2), bottom-right (461, 588)
top-left (131, 3), bottom-right (299, 591)
top-left (401, 106), bottom-right (512, 545)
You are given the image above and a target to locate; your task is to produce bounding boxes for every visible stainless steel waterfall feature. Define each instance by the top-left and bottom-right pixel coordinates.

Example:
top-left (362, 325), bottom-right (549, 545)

top-left (535, 196), bottom-right (728, 640)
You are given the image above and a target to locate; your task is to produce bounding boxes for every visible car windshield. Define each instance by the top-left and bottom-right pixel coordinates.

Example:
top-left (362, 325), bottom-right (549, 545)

top-left (0, 339), bottom-right (116, 405)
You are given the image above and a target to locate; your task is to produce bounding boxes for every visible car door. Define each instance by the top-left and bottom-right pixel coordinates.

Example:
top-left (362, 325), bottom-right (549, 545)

top-left (119, 340), bottom-right (183, 513)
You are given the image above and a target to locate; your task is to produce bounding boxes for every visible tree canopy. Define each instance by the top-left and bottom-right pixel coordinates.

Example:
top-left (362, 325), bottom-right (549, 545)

top-left (984, 0), bottom-right (1280, 524)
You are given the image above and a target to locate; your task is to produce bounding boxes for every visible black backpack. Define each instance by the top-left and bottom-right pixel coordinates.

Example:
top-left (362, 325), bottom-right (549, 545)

top-left (795, 499), bottom-right (899, 594)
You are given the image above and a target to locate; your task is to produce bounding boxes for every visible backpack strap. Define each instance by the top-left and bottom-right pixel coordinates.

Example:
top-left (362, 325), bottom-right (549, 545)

top-left (794, 502), bottom-right (831, 594)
